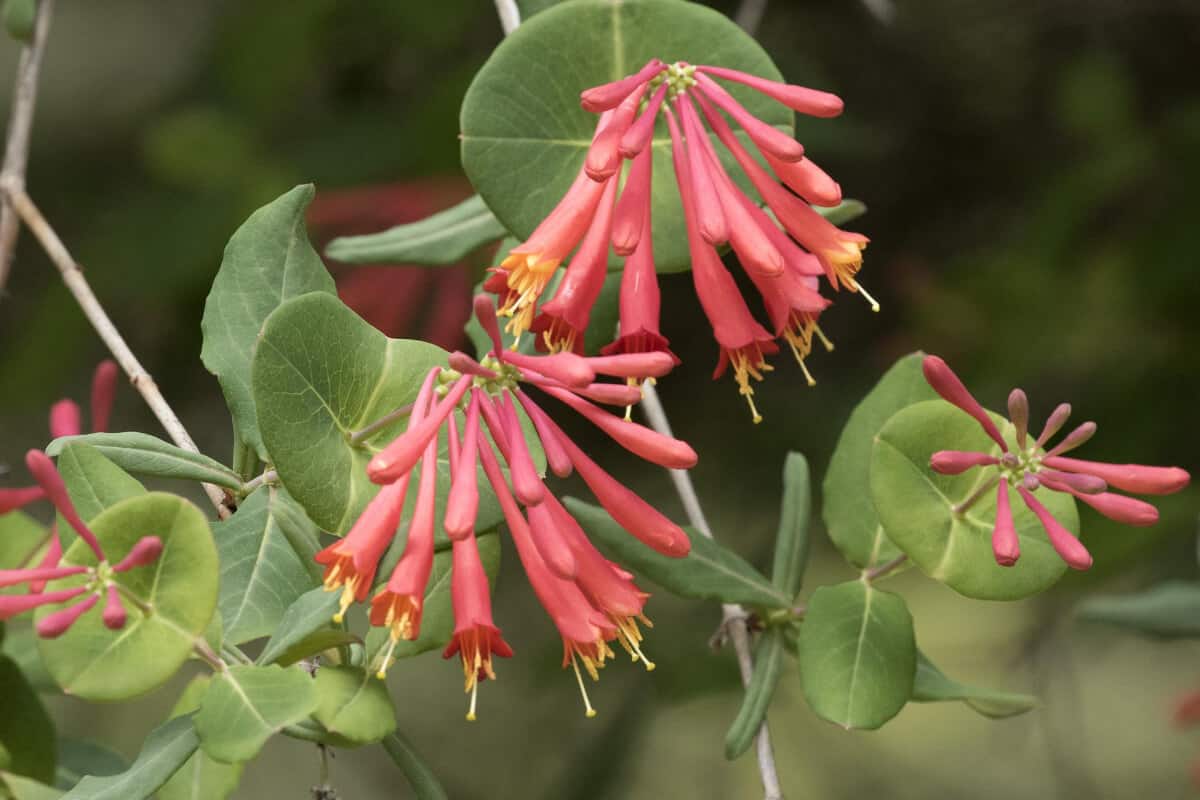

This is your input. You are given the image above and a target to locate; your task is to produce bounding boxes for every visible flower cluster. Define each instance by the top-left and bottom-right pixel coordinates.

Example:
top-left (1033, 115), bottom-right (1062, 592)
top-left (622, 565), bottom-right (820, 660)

top-left (317, 295), bottom-right (695, 718)
top-left (1, 359), bottom-right (118, 515)
top-left (923, 356), bottom-right (1190, 570)
top-left (1, 450), bottom-right (162, 638)
top-left (487, 60), bottom-right (869, 422)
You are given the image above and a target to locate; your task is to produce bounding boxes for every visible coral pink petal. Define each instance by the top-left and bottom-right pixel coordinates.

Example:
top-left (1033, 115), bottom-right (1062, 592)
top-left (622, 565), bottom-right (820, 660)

top-left (930, 450), bottom-right (999, 475)
top-left (586, 86), bottom-right (645, 181)
top-left (1045, 421), bottom-right (1097, 457)
top-left (584, 352), bottom-right (676, 380)
top-left (527, 501), bottom-right (578, 579)
top-left (0, 564), bottom-right (87, 589)
top-left (1017, 486), bottom-right (1092, 570)
top-left (920, 356), bottom-right (1008, 451)
top-left (1041, 456), bottom-right (1189, 496)
top-left (1037, 469), bottom-right (1106, 494)
top-left (90, 360), bottom-right (120, 433)
top-left (991, 482), bottom-right (1020, 566)
top-left (763, 152), bottom-right (842, 207)
top-left (30, 530), bottom-right (64, 593)
top-left (679, 96), bottom-right (729, 244)
top-left (698, 65), bottom-right (844, 117)
top-left (694, 74), bottom-right (806, 161)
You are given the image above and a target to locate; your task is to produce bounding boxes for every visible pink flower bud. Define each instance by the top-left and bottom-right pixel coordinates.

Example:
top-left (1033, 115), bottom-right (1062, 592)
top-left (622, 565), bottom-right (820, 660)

top-left (472, 294), bottom-right (504, 354)
top-left (527, 501), bottom-right (577, 579)
top-left (586, 88), bottom-right (645, 181)
top-left (1017, 486), bottom-right (1092, 570)
top-left (49, 400), bottom-right (82, 440)
top-left (447, 351), bottom-right (497, 379)
top-left (1007, 389), bottom-right (1029, 450)
top-left (102, 585), bottom-right (127, 630)
top-left (541, 385), bottom-right (697, 470)
top-left (444, 394), bottom-right (483, 541)
top-left (0, 485), bottom-right (45, 513)
top-left (580, 59), bottom-right (664, 113)
top-left (484, 394), bottom-right (543, 507)
top-left (992, 481), bottom-right (1020, 566)
top-left (0, 564), bottom-right (87, 589)
top-left (0, 586), bottom-right (86, 620)
top-left (368, 375), bottom-right (472, 484)
top-left (25, 450), bottom-right (105, 561)
top-left (36, 592), bottom-right (99, 639)
top-left (583, 352), bottom-right (677, 380)
top-left (678, 96), bottom-right (729, 245)
top-left (930, 450), bottom-right (998, 475)
top-left (90, 360), bottom-right (120, 433)
top-left (618, 82), bottom-right (668, 159)
top-left (611, 146), bottom-right (652, 256)
top-left (1041, 456), bottom-right (1190, 496)
top-left (920, 357), bottom-right (1008, 451)
top-left (112, 536), bottom-right (164, 572)
top-left (29, 530), bottom-right (64, 593)
top-left (697, 66), bottom-right (844, 117)
top-left (1073, 491), bottom-right (1159, 527)
top-left (762, 153), bottom-right (842, 207)
top-left (1038, 469), bottom-right (1106, 495)
top-left (505, 351), bottom-right (595, 388)
top-left (1035, 403), bottom-right (1072, 447)
top-left (1045, 421), bottom-right (1097, 457)
top-left (694, 73), bottom-right (806, 161)
top-left (516, 392), bottom-right (573, 479)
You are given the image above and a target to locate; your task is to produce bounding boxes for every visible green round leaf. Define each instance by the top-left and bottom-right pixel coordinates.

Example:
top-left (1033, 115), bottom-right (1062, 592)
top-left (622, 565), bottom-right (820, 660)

top-left (313, 666), bottom-right (397, 747)
top-left (823, 352), bottom-right (934, 569)
top-left (460, 0), bottom-right (791, 272)
top-left (253, 292), bottom-right (540, 538)
top-left (36, 493), bottom-right (219, 701)
top-left (193, 665), bottom-right (318, 764)
top-left (798, 580), bottom-right (915, 731)
top-left (159, 677), bottom-right (243, 800)
top-left (870, 400), bottom-right (1077, 600)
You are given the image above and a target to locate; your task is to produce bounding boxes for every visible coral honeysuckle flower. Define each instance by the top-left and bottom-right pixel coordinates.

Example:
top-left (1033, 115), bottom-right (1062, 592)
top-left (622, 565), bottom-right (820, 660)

top-left (324, 295), bottom-right (692, 717)
top-left (0, 450), bottom-right (161, 637)
top-left (922, 355), bottom-right (1190, 570)
top-left (485, 60), bottom-right (865, 421)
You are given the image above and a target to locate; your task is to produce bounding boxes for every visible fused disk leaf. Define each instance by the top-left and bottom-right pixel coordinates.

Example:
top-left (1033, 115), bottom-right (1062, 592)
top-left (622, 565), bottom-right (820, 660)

top-left (36, 494), bottom-right (218, 701)
top-left (870, 400), bottom-right (1076, 600)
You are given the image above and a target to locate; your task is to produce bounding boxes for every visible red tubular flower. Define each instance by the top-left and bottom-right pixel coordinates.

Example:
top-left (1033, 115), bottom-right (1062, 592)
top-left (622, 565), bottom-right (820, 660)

top-left (762, 153), bottom-right (843, 207)
top-left (618, 82), bottom-right (669, 159)
top-left (26, 450), bottom-right (105, 561)
top-left (0, 586), bottom-right (87, 621)
top-left (49, 400), bottom-right (82, 440)
top-left (693, 72), bottom-right (805, 162)
top-left (668, 106), bottom-right (778, 422)
top-left (695, 64), bottom-right (844, 118)
top-left (369, 427), bottom-right (439, 667)
top-left (611, 146), bottom-right (653, 257)
top-left (599, 206), bottom-right (678, 372)
top-left (90, 360), bottom-right (119, 433)
top-left (37, 593), bottom-right (99, 639)
top-left (586, 86), bottom-right (646, 181)
top-left (920, 354), bottom-right (1190, 570)
top-left (1, 486), bottom-right (46, 513)
top-left (531, 177), bottom-right (619, 354)
top-left (102, 585), bottom-right (127, 630)
top-left (326, 296), bottom-right (694, 709)
top-left (442, 533), bottom-right (513, 719)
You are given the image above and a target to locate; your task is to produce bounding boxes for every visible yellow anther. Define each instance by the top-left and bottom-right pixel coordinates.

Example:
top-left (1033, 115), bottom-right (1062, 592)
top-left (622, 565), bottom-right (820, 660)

top-left (571, 655), bottom-right (598, 719)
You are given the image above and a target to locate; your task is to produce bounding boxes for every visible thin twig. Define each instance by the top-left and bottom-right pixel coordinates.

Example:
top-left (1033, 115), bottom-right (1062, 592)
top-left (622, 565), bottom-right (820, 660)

top-left (240, 469), bottom-right (278, 496)
top-left (0, 0), bottom-right (54, 295)
top-left (494, 0), bottom-right (520, 36)
top-left (862, 553), bottom-right (907, 582)
top-left (349, 403), bottom-right (414, 445)
top-left (735, 0), bottom-right (769, 34)
top-left (640, 382), bottom-right (784, 800)
top-left (1, 186), bottom-right (233, 519)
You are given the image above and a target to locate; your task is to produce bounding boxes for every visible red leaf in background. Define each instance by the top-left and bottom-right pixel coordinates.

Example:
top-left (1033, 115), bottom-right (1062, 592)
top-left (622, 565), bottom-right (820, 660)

top-left (310, 179), bottom-right (477, 348)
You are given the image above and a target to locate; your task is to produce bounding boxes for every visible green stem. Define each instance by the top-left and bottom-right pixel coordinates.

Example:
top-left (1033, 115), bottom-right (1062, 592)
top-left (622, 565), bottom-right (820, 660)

top-left (231, 430), bottom-right (261, 484)
top-left (349, 403), bottom-right (414, 445)
top-left (382, 733), bottom-right (449, 800)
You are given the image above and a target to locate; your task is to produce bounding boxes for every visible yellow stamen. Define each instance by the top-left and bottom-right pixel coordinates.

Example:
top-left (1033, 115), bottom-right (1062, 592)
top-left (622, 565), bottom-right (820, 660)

top-left (467, 680), bottom-right (479, 722)
top-left (571, 654), bottom-right (598, 718)
top-left (498, 252), bottom-right (560, 340)
top-left (846, 277), bottom-right (880, 312)
top-left (813, 322), bottom-right (835, 352)
top-left (610, 615), bottom-right (656, 671)
top-left (782, 330), bottom-right (817, 387)
top-left (728, 348), bottom-right (773, 424)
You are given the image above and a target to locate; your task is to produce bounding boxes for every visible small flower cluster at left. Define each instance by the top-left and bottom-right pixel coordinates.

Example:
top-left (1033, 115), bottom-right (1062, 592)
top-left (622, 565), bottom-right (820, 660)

top-left (923, 355), bottom-right (1190, 570)
top-left (0, 450), bottom-right (162, 637)
top-left (318, 295), bottom-right (696, 719)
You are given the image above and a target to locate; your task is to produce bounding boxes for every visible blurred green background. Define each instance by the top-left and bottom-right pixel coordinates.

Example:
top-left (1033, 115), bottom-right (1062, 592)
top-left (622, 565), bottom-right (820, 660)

top-left (1, 0), bottom-right (1198, 797)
